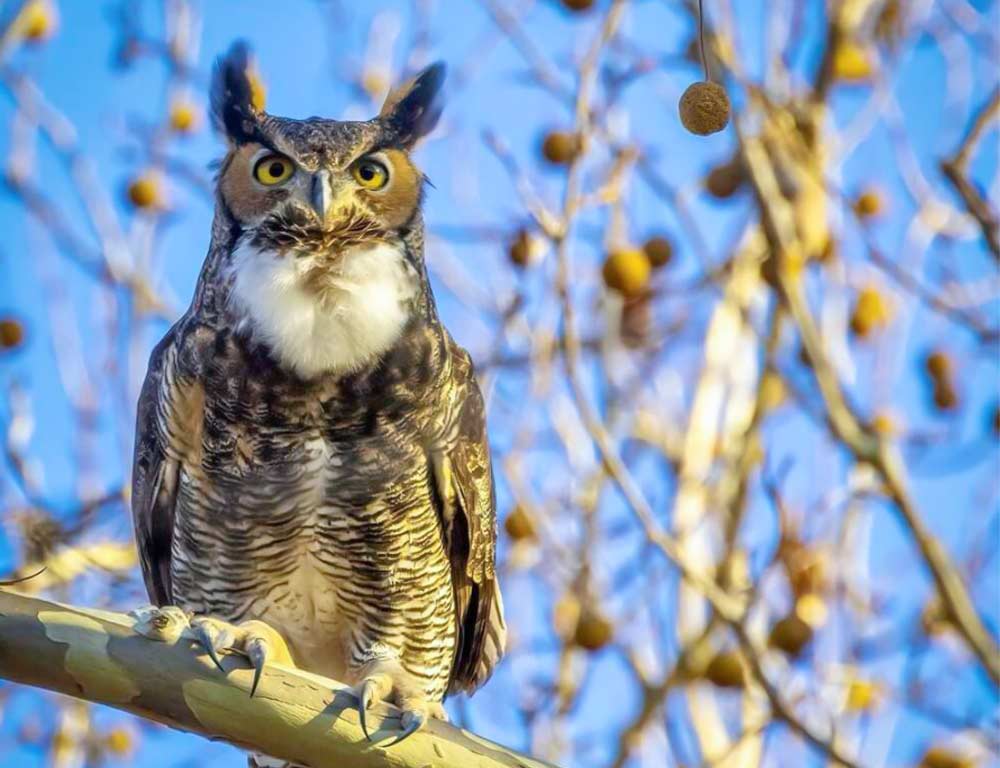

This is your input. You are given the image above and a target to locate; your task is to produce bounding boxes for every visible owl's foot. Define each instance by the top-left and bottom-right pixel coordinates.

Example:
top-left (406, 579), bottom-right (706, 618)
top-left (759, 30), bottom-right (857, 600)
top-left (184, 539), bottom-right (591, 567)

top-left (130, 604), bottom-right (191, 643)
top-left (189, 616), bottom-right (294, 697)
top-left (351, 658), bottom-right (447, 746)
top-left (129, 606), bottom-right (293, 697)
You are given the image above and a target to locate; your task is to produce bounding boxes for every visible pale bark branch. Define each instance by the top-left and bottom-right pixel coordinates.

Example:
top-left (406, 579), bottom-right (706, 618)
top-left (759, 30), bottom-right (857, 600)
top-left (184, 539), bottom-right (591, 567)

top-left (0, 591), bottom-right (558, 768)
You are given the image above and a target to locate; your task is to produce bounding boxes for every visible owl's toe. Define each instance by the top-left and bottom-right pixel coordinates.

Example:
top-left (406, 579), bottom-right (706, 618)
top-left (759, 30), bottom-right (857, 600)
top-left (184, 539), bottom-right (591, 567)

top-left (350, 661), bottom-right (438, 745)
top-left (388, 708), bottom-right (427, 746)
top-left (187, 616), bottom-right (294, 697)
top-left (130, 605), bottom-right (191, 644)
top-left (355, 673), bottom-right (393, 741)
top-left (189, 616), bottom-right (234, 671)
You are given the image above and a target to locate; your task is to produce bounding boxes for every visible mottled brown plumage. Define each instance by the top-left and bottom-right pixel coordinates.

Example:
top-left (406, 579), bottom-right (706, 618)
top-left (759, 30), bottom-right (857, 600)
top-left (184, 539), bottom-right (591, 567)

top-left (130, 42), bottom-right (504, 758)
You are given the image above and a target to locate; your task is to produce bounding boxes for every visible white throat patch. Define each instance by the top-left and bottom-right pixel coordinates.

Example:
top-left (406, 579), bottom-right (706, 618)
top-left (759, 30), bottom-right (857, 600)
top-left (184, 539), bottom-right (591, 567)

top-left (228, 240), bottom-right (418, 379)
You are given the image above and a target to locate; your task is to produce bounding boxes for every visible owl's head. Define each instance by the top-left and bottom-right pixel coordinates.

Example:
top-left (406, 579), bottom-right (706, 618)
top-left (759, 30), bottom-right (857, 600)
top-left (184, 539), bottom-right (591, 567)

top-left (208, 42), bottom-right (446, 379)
top-left (212, 42), bottom-right (443, 249)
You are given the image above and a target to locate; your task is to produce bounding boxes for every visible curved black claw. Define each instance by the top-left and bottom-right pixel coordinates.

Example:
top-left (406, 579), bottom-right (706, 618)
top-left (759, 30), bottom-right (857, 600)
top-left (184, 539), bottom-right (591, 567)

top-left (190, 623), bottom-right (230, 673)
top-left (387, 711), bottom-right (426, 747)
top-left (358, 680), bottom-right (375, 741)
top-left (247, 638), bottom-right (268, 698)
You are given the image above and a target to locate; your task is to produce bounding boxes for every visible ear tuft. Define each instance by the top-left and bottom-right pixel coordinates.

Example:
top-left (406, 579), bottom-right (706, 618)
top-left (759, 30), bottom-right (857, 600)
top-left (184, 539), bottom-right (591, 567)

top-left (380, 62), bottom-right (446, 147)
top-left (211, 41), bottom-right (264, 143)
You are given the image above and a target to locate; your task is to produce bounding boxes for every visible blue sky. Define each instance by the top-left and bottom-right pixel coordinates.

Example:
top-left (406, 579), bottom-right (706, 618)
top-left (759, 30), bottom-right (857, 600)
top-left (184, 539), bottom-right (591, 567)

top-left (1, 1), bottom-right (997, 766)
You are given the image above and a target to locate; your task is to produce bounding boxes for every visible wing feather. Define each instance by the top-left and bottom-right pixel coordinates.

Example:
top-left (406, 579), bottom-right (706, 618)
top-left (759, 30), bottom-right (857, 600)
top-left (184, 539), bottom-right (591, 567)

top-left (433, 343), bottom-right (507, 695)
top-left (131, 326), bottom-right (199, 606)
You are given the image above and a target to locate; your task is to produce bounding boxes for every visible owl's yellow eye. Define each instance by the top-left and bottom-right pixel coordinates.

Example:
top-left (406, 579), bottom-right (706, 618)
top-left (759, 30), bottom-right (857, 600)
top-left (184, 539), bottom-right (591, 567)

top-left (352, 158), bottom-right (389, 190)
top-left (253, 154), bottom-right (294, 186)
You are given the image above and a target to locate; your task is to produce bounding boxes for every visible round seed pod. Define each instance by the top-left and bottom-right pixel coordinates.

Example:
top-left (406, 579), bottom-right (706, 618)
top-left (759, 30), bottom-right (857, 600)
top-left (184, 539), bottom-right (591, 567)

top-left (561, 0), bottom-right (595, 11)
top-left (679, 81), bottom-right (730, 136)
top-left (127, 174), bottom-right (163, 210)
top-left (871, 411), bottom-right (898, 437)
top-left (602, 248), bottom-right (652, 298)
top-left (852, 189), bottom-right (883, 218)
top-left (844, 678), bottom-right (880, 712)
top-left (20, 1), bottom-right (56, 43)
top-left (507, 228), bottom-right (539, 269)
top-left (504, 507), bottom-right (536, 541)
top-left (833, 42), bottom-right (873, 83)
top-left (573, 608), bottom-right (613, 651)
top-left (0, 317), bottom-right (25, 350)
top-left (704, 650), bottom-right (745, 688)
top-left (104, 728), bottom-right (133, 757)
top-left (169, 100), bottom-right (200, 134)
top-left (705, 157), bottom-right (745, 198)
top-left (924, 350), bottom-right (950, 379)
top-left (933, 382), bottom-right (958, 412)
top-left (541, 131), bottom-right (580, 165)
top-left (919, 746), bottom-right (974, 768)
top-left (849, 286), bottom-right (890, 338)
top-left (642, 235), bottom-right (674, 269)
top-left (769, 612), bottom-right (813, 658)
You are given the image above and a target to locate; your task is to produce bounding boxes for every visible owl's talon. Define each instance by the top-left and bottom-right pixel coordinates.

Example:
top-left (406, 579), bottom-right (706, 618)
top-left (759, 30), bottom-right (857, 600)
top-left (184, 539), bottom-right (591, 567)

top-left (183, 617), bottom-right (293, 697)
top-left (247, 638), bottom-right (269, 698)
top-left (350, 661), bottom-right (438, 745)
top-left (357, 679), bottom-right (377, 741)
top-left (388, 710), bottom-right (426, 746)
top-left (189, 619), bottom-right (232, 672)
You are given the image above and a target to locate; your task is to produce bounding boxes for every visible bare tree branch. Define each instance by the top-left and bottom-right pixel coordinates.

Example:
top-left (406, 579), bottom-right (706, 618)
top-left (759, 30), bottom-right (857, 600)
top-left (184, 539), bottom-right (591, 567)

top-left (0, 591), bottom-right (560, 768)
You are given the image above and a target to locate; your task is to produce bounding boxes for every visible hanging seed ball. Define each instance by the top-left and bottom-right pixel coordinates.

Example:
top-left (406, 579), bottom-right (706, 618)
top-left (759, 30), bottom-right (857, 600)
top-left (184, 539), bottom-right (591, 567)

top-left (104, 728), bottom-right (133, 757)
top-left (768, 612), bottom-right (813, 658)
top-left (920, 746), bottom-right (975, 768)
top-left (705, 156), bottom-right (745, 198)
top-left (602, 248), bottom-right (652, 298)
top-left (852, 188), bottom-right (884, 218)
top-left (504, 506), bottom-right (536, 541)
top-left (849, 285), bottom-right (891, 338)
top-left (507, 228), bottom-right (536, 268)
top-left (933, 382), bottom-right (958, 412)
top-left (924, 349), bottom-right (950, 380)
top-left (833, 41), bottom-right (873, 83)
top-left (573, 608), bottom-right (613, 651)
top-left (20, 1), bottom-right (56, 43)
top-left (990, 403), bottom-right (1000, 438)
top-left (844, 678), bottom-right (880, 712)
top-left (561, 0), bottom-right (595, 11)
top-left (168, 100), bottom-right (200, 134)
top-left (704, 650), bottom-right (745, 688)
top-left (642, 235), bottom-right (674, 269)
top-left (541, 131), bottom-right (580, 165)
top-left (0, 317), bottom-right (25, 350)
top-left (871, 410), bottom-right (898, 437)
top-left (127, 173), bottom-right (163, 210)
top-left (679, 81), bottom-right (730, 136)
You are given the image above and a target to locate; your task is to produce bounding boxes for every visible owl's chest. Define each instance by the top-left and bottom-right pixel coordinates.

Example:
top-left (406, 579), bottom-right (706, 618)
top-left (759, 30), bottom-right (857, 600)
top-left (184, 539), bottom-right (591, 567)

top-left (228, 240), bottom-right (420, 380)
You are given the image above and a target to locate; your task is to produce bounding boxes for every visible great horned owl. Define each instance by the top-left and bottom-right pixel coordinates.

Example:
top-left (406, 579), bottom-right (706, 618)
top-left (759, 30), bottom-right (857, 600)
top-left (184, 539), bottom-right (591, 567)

top-left (130, 42), bottom-right (505, 758)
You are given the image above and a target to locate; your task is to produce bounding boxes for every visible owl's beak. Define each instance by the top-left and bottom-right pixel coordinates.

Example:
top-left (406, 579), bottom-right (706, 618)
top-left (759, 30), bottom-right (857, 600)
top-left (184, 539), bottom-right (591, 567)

top-left (311, 170), bottom-right (334, 221)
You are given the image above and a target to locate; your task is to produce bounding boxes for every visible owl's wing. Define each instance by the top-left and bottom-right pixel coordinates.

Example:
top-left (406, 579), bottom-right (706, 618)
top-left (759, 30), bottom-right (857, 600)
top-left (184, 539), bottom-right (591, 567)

top-left (131, 326), bottom-right (193, 606)
top-left (433, 343), bottom-right (507, 695)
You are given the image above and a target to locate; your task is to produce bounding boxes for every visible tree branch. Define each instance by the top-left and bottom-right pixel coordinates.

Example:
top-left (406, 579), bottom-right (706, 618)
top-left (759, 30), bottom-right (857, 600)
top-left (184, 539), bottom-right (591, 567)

top-left (0, 591), bottom-right (558, 768)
